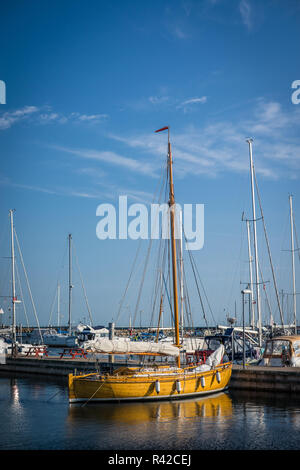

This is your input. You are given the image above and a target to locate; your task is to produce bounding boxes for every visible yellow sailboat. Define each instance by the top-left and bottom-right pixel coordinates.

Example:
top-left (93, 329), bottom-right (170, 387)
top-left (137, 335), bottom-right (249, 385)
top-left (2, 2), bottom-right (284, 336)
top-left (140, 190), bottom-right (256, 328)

top-left (68, 127), bottom-right (232, 403)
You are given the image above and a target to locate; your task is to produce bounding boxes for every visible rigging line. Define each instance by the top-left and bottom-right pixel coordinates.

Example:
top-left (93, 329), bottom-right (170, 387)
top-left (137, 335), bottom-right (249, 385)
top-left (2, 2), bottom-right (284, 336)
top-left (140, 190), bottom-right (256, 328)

top-left (15, 260), bottom-right (30, 328)
top-left (226, 218), bottom-right (244, 316)
top-left (143, 166), bottom-right (167, 330)
top-left (258, 260), bottom-right (274, 325)
top-left (132, 234), bottom-right (154, 328)
top-left (253, 168), bottom-right (284, 328)
top-left (48, 285), bottom-right (58, 328)
top-left (187, 249), bottom-right (209, 328)
top-left (115, 237), bottom-right (142, 324)
top-left (162, 273), bottom-right (173, 317)
top-left (180, 259), bottom-right (194, 340)
top-left (148, 186), bottom-right (169, 328)
top-left (278, 211), bottom-right (290, 291)
top-left (182, 229), bottom-right (213, 326)
top-left (149, 172), bottom-right (169, 327)
top-left (167, 212), bottom-right (175, 335)
top-left (116, 159), bottom-right (167, 326)
top-left (73, 242), bottom-right (93, 326)
top-left (0, 219), bottom-right (10, 291)
top-left (182, 262), bottom-right (194, 331)
top-left (293, 218), bottom-right (300, 264)
top-left (46, 237), bottom-right (69, 328)
top-left (80, 379), bottom-right (107, 407)
top-left (13, 229), bottom-right (43, 343)
top-left (184, 237), bottom-right (216, 326)
top-left (0, 260), bottom-right (10, 305)
top-left (47, 237), bottom-right (68, 325)
top-left (149, 238), bottom-right (167, 328)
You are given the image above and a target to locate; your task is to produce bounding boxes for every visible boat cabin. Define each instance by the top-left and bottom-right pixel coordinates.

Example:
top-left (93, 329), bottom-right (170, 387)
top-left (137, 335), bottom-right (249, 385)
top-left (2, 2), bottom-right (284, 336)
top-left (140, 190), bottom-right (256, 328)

top-left (77, 326), bottom-right (109, 344)
top-left (262, 335), bottom-right (300, 367)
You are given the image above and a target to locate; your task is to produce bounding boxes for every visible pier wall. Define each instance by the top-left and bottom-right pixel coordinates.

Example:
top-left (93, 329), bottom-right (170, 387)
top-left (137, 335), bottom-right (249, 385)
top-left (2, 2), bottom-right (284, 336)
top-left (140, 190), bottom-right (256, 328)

top-left (0, 356), bottom-right (134, 377)
top-left (1, 358), bottom-right (300, 394)
top-left (230, 364), bottom-right (300, 393)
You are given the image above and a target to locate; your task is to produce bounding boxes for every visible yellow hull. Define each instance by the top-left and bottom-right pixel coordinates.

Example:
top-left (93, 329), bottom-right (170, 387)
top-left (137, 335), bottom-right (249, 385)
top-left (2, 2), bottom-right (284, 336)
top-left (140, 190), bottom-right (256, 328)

top-left (68, 363), bottom-right (232, 403)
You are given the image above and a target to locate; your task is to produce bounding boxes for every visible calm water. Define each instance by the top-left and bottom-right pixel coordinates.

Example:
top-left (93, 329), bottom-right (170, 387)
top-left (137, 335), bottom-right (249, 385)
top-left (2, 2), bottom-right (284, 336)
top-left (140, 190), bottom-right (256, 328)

top-left (1, 372), bottom-right (300, 450)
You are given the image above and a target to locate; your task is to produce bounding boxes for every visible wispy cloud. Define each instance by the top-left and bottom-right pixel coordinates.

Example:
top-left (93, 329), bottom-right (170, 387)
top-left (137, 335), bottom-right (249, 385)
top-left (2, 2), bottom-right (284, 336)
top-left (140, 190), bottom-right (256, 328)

top-left (0, 171), bottom-right (154, 203)
top-left (177, 96), bottom-right (208, 112)
top-left (0, 106), bottom-right (39, 130)
top-left (0, 106), bottom-right (108, 130)
top-left (109, 99), bottom-right (300, 180)
top-left (239, 0), bottom-right (253, 31)
top-left (148, 95), bottom-right (169, 105)
top-left (52, 145), bottom-right (158, 178)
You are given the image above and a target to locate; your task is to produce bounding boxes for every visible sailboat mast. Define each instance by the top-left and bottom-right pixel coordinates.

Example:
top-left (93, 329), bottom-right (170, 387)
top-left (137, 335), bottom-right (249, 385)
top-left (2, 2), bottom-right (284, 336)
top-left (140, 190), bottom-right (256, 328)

top-left (247, 139), bottom-right (262, 346)
top-left (155, 126), bottom-right (181, 366)
top-left (68, 234), bottom-right (72, 336)
top-left (167, 133), bottom-right (181, 363)
top-left (246, 219), bottom-right (255, 328)
top-left (57, 282), bottom-right (60, 328)
top-left (9, 209), bottom-right (17, 349)
top-left (179, 210), bottom-right (184, 342)
top-left (289, 195), bottom-right (297, 334)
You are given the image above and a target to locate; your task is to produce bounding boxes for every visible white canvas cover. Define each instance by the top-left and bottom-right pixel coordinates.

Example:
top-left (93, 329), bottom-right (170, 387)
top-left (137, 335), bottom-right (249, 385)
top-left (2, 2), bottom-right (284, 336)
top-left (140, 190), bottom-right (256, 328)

top-left (182, 337), bottom-right (206, 353)
top-left (205, 344), bottom-right (225, 368)
top-left (89, 338), bottom-right (180, 356)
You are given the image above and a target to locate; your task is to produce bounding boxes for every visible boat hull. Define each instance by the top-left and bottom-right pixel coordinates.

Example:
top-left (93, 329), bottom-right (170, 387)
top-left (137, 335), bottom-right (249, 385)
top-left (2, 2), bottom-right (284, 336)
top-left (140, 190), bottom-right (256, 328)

top-left (68, 363), bottom-right (232, 403)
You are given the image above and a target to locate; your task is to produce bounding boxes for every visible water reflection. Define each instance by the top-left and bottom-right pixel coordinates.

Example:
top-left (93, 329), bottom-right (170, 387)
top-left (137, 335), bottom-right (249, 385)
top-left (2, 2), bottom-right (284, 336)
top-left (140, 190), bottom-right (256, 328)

top-left (2, 373), bottom-right (300, 450)
top-left (68, 391), bottom-right (232, 424)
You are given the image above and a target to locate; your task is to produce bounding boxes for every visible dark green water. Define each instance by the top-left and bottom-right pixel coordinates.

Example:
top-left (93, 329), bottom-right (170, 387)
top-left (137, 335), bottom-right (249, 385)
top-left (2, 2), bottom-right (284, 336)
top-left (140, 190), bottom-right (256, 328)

top-left (1, 373), bottom-right (300, 450)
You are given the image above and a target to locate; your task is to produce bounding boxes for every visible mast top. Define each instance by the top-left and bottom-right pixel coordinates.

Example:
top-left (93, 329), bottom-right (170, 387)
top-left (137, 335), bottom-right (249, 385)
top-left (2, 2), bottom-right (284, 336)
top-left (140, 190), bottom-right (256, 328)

top-left (155, 126), bottom-right (170, 143)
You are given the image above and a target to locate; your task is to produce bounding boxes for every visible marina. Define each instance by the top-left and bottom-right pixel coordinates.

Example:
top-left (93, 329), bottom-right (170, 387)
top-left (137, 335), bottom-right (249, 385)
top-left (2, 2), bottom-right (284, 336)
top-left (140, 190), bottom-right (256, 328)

top-left (2, 354), bottom-right (300, 394)
top-left (1, 0), bottom-right (300, 455)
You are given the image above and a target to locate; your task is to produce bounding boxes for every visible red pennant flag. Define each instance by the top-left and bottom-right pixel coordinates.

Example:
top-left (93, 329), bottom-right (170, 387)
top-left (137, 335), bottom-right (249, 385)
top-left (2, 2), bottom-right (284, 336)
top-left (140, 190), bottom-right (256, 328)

top-left (155, 126), bottom-right (169, 133)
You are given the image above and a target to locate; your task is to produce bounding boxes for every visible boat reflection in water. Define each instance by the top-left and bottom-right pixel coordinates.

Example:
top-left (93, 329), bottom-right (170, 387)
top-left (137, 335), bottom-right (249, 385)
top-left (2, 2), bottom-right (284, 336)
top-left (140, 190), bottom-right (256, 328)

top-left (68, 391), bottom-right (232, 424)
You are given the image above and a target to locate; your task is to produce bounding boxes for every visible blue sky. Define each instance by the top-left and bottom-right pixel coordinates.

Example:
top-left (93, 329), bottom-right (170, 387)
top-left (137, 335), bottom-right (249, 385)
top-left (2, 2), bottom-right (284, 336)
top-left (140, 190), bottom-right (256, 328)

top-left (0, 0), bottom-right (300, 329)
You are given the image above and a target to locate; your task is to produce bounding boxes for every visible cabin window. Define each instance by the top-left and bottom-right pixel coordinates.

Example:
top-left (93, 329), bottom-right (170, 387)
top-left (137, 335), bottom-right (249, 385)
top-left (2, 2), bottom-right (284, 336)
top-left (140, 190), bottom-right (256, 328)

top-left (265, 341), bottom-right (273, 355)
top-left (272, 340), bottom-right (290, 356)
top-left (208, 339), bottom-right (222, 350)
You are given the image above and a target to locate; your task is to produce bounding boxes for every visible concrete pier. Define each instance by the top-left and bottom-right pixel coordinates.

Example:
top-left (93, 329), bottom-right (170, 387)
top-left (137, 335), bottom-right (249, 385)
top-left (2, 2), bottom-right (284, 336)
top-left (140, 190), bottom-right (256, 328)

top-left (230, 364), bottom-right (300, 393)
top-left (0, 355), bottom-right (141, 377)
top-left (1, 357), bottom-right (300, 394)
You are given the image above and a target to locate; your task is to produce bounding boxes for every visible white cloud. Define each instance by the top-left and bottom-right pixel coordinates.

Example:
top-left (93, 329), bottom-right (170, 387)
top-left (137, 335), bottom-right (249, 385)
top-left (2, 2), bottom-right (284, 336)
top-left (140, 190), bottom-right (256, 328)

top-left (181, 97), bottom-right (207, 106)
top-left (0, 106), bottom-right (108, 130)
top-left (0, 105), bottom-right (39, 129)
top-left (77, 113), bottom-right (108, 121)
top-left (148, 96), bottom-right (169, 105)
top-left (177, 96), bottom-right (207, 112)
top-left (52, 145), bottom-right (158, 178)
top-left (108, 99), bottom-right (300, 180)
top-left (239, 0), bottom-right (253, 31)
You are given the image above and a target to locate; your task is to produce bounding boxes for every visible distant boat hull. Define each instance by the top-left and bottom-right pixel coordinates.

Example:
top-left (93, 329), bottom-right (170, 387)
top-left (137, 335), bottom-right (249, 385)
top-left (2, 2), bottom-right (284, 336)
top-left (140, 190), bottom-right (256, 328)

top-left (43, 334), bottom-right (78, 347)
top-left (68, 362), bottom-right (232, 403)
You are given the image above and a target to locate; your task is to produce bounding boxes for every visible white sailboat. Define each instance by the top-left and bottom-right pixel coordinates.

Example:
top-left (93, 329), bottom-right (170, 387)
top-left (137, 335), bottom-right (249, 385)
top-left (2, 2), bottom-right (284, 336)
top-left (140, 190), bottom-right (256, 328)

top-left (6, 209), bottom-right (44, 355)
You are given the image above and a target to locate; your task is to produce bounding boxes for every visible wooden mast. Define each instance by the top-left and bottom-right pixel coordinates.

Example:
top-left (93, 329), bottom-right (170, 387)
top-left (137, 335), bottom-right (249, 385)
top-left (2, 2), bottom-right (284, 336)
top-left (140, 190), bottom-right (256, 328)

top-left (155, 126), bottom-right (181, 367)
